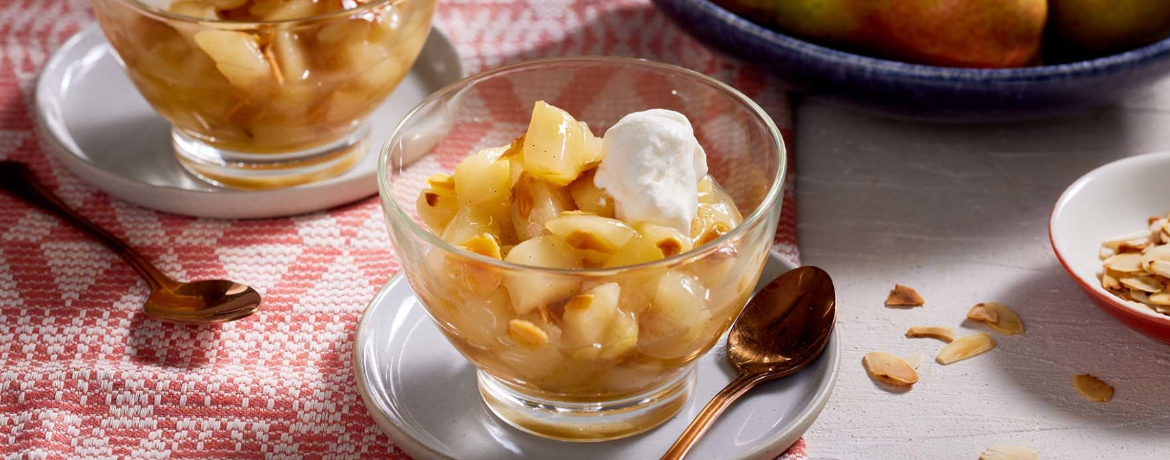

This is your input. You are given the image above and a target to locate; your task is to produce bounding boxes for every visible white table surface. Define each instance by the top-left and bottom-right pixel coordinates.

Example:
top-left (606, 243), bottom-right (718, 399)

top-left (795, 78), bottom-right (1170, 459)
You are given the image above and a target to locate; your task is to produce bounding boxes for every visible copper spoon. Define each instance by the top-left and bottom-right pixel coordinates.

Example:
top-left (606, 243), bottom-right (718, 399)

top-left (661, 266), bottom-right (836, 460)
top-left (0, 161), bottom-right (261, 324)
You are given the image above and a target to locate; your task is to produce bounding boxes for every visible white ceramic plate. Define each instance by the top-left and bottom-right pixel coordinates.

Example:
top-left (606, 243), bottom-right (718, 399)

top-left (1050, 151), bottom-right (1170, 327)
top-left (354, 253), bottom-right (839, 460)
top-left (35, 23), bottom-right (463, 219)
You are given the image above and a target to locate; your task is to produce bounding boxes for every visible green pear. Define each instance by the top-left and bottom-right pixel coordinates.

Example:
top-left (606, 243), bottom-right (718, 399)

top-left (713, 0), bottom-right (1046, 68)
top-left (1050, 0), bottom-right (1170, 53)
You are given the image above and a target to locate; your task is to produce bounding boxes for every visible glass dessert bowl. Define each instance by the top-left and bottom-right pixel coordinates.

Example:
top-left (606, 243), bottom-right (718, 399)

top-left (378, 57), bottom-right (786, 442)
top-left (91, 0), bottom-right (436, 189)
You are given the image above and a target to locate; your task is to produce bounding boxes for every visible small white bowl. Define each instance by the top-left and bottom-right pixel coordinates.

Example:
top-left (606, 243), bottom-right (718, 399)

top-left (1050, 152), bottom-right (1170, 344)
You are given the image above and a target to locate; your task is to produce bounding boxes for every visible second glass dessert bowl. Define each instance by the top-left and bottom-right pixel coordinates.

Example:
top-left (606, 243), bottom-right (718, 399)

top-left (91, 0), bottom-right (436, 189)
top-left (378, 57), bottom-right (786, 441)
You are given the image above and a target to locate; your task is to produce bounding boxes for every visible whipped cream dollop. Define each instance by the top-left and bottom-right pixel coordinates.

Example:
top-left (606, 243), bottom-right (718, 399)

top-left (593, 109), bottom-right (708, 234)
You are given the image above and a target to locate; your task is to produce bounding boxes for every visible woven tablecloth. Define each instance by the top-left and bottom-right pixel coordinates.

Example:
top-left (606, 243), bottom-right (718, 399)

top-left (0, 0), bottom-right (801, 457)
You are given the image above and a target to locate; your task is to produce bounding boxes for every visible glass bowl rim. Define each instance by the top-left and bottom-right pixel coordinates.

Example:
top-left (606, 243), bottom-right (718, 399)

top-left (377, 56), bottom-right (787, 275)
top-left (104, 0), bottom-right (416, 25)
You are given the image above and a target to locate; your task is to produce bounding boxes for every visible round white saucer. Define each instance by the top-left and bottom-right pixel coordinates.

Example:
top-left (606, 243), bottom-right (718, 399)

top-left (354, 254), bottom-right (839, 460)
top-left (35, 23), bottom-right (463, 219)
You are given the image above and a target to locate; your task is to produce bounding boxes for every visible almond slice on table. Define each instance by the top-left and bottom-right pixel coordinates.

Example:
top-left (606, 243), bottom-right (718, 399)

top-left (905, 326), bottom-right (955, 342)
top-left (862, 351), bottom-right (919, 386)
top-left (967, 302), bottom-right (1025, 335)
top-left (885, 284), bottom-right (924, 307)
top-left (1072, 374), bottom-right (1114, 402)
top-left (979, 445), bottom-right (1039, 460)
top-left (936, 333), bottom-right (995, 365)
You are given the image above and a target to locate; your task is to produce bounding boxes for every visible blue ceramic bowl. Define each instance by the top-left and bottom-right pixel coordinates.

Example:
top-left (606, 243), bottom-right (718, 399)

top-left (654, 0), bottom-right (1170, 121)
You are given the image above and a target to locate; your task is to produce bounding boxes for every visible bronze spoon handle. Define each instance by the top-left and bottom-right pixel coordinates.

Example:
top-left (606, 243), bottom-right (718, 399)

top-left (0, 161), bottom-right (174, 290)
top-left (660, 372), bottom-right (772, 460)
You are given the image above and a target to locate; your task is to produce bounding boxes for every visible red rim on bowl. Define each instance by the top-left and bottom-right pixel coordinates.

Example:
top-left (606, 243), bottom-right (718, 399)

top-left (1049, 153), bottom-right (1170, 344)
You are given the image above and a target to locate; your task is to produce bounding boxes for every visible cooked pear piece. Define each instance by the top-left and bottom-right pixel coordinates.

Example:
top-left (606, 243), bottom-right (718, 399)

top-left (441, 207), bottom-right (500, 246)
top-left (568, 170), bottom-right (616, 217)
top-left (523, 101), bottom-right (603, 186)
top-left (640, 272), bottom-right (707, 342)
top-left (502, 235), bottom-right (583, 314)
top-left (600, 310), bottom-right (639, 360)
top-left (562, 283), bottom-right (621, 350)
top-left (511, 174), bottom-right (575, 240)
top-left (193, 30), bottom-right (275, 89)
top-left (455, 146), bottom-right (513, 214)
top-left (544, 212), bottom-right (636, 264)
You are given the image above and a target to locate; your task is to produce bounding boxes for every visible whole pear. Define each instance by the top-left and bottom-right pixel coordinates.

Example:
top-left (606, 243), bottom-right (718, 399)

top-left (1050, 0), bottom-right (1170, 53)
top-left (712, 0), bottom-right (1046, 68)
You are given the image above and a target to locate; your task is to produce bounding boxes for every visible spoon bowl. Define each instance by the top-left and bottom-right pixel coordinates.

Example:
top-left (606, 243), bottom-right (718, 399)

top-left (730, 266), bottom-right (837, 377)
top-left (662, 266), bottom-right (836, 460)
top-left (145, 280), bottom-right (262, 324)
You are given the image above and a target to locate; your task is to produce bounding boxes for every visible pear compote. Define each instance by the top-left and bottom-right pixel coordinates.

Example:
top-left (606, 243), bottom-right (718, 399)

top-left (411, 101), bottom-right (767, 440)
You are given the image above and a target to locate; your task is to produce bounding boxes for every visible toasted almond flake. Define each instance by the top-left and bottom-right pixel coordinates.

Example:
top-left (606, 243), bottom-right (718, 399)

top-left (905, 326), bottom-right (955, 342)
top-left (1143, 245), bottom-right (1170, 267)
top-left (1150, 260), bottom-right (1170, 278)
top-left (1072, 374), bottom-right (1113, 402)
top-left (1099, 245), bottom-right (1117, 260)
top-left (863, 351), bottom-right (919, 386)
top-left (1120, 275), bottom-right (1163, 293)
top-left (1150, 216), bottom-right (1164, 226)
top-left (507, 320), bottom-right (549, 348)
top-left (425, 173), bottom-right (455, 191)
top-left (967, 303), bottom-right (999, 323)
top-left (885, 284), bottom-right (924, 307)
top-left (462, 233), bottom-right (502, 260)
top-left (979, 445), bottom-right (1039, 460)
top-left (1103, 253), bottom-right (1145, 273)
top-left (936, 333), bottom-right (995, 365)
top-left (1119, 239), bottom-right (1152, 252)
top-left (1101, 271), bottom-right (1122, 290)
top-left (968, 302), bottom-right (1025, 335)
top-left (904, 352), bottom-right (924, 369)
top-left (1149, 291), bottom-right (1170, 306)
top-left (1103, 230), bottom-right (1154, 249)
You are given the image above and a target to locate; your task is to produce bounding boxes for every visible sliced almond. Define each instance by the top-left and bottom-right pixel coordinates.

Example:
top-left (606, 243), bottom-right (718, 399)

top-left (936, 333), bottom-right (995, 365)
top-left (862, 351), bottom-right (919, 386)
top-left (1099, 245), bottom-right (1117, 260)
top-left (1120, 275), bottom-right (1163, 293)
top-left (1101, 271), bottom-right (1121, 290)
top-left (967, 302), bottom-right (1026, 335)
top-left (905, 326), bottom-right (955, 342)
top-left (1103, 253), bottom-right (1145, 273)
top-left (507, 320), bottom-right (549, 348)
top-left (1072, 374), bottom-right (1113, 402)
top-left (979, 445), bottom-right (1039, 460)
top-left (1142, 245), bottom-right (1170, 268)
top-left (1130, 289), bottom-right (1152, 304)
top-left (1150, 260), bottom-right (1170, 278)
top-left (1102, 230), bottom-right (1153, 250)
top-left (1148, 291), bottom-right (1170, 306)
top-left (967, 303), bottom-right (999, 323)
top-left (885, 284), bottom-right (924, 307)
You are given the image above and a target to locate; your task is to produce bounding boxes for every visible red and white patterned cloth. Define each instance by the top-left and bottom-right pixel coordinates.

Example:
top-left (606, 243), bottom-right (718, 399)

top-left (0, 0), bottom-right (801, 458)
